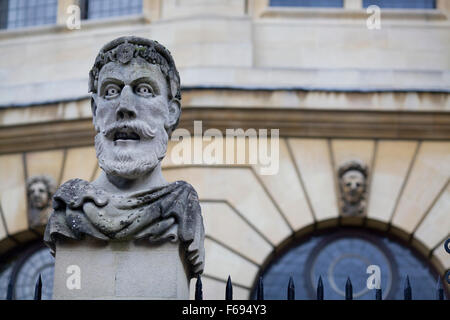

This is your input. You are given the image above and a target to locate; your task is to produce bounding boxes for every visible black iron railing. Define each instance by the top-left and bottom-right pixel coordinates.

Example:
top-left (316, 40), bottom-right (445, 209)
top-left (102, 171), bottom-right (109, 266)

top-left (192, 273), bottom-right (447, 300)
top-left (5, 271), bottom-right (447, 300)
top-left (5, 239), bottom-right (450, 300)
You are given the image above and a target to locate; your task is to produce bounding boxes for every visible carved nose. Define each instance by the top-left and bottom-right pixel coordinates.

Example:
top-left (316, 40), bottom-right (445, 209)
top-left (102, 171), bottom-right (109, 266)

top-left (116, 107), bottom-right (136, 120)
top-left (116, 85), bottom-right (137, 120)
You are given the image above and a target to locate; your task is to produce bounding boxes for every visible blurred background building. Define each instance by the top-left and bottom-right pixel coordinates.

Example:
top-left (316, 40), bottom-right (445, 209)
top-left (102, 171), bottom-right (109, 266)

top-left (0, 0), bottom-right (449, 299)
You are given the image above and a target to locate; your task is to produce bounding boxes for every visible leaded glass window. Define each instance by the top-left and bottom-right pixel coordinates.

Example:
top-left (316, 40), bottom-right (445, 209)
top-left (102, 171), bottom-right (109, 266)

top-left (255, 230), bottom-right (443, 300)
top-left (84, 0), bottom-right (142, 20)
top-left (0, 0), bottom-right (57, 30)
top-left (270, 0), bottom-right (344, 7)
top-left (363, 0), bottom-right (436, 9)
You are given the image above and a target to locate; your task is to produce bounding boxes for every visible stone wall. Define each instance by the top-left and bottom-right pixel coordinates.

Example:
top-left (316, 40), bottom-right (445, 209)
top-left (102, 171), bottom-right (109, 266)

top-left (0, 0), bottom-right (449, 106)
top-left (0, 0), bottom-right (449, 299)
top-left (0, 136), bottom-right (448, 299)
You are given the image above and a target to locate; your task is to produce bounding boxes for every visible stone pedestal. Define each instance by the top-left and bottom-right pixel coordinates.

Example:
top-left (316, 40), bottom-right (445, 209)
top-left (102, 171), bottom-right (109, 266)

top-left (52, 237), bottom-right (190, 299)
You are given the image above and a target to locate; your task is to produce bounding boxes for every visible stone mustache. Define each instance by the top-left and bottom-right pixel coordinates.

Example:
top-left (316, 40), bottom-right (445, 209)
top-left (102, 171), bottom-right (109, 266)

top-left (44, 36), bottom-right (205, 279)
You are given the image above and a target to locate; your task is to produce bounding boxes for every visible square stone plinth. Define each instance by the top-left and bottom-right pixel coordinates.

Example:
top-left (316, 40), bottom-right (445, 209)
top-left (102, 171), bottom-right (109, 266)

top-left (52, 238), bottom-right (190, 300)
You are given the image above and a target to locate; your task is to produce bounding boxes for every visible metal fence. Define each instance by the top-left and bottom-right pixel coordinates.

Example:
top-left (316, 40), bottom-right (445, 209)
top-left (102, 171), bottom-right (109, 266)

top-left (6, 238), bottom-right (450, 300)
top-left (5, 272), bottom-right (448, 300)
top-left (192, 274), bottom-right (447, 300)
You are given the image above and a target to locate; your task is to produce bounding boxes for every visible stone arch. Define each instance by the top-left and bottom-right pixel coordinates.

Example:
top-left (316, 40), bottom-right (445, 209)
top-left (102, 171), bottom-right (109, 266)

top-left (0, 138), bottom-right (448, 299)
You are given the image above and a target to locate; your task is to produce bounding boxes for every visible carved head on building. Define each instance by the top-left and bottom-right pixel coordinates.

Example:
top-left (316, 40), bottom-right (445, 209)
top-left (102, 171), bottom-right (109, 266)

top-left (89, 36), bottom-right (181, 179)
top-left (338, 160), bottom-right (368, 216)
top-left (27, 175), bottom-right (56, 228)
top-left (27, 175), bottom-right (56, 210)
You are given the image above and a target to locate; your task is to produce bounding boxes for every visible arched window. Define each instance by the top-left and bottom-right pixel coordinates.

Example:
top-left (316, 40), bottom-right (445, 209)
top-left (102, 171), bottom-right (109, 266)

top-left (254, 228), bottom-right (445, 300)
top-left (0, 242), bottom-right (54, 300)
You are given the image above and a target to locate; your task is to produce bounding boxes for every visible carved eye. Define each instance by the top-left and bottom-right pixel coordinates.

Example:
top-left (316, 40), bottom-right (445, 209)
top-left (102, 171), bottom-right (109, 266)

top-left (135, 83), bottom-right (154, 97)
top-left (104, 84), bottom-right (121, 99)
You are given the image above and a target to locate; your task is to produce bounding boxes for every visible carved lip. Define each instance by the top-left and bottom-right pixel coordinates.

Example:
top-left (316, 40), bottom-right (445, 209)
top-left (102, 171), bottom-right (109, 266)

top-left (113, 129), bottom-right (140, 141)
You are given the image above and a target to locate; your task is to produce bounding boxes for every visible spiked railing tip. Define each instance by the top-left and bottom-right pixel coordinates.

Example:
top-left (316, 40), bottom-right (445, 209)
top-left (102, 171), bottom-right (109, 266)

top-left (345, 277), bottom-right (353, 300)
top-left (287, 276), bottom-right (295, 300)
top-left (436, 276), bottom-right (444, 300)
top-left (226, 275), bottom-right (233, 300)
top-left (317, 276), bottom-right (324, 300)
top-left (34, 274), bottom-right (42, 300)
top-left (404, 275), bottom-right (412, 300)
top-left (195, 274), bottom-right (203, 300)
top-left (6, 276), bottom-right (13, 300)
top-left (375, 288), bottom-right (382, 300)
top-left (256, 276), bottom-right (264, 300)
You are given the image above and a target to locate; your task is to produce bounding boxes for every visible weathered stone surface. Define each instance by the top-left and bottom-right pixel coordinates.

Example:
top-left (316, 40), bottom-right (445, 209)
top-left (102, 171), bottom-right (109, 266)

top-left (366, 141), bottom-right (418, 226)
top-left (61, 146), bottom-right (98, 182)
top-left (53, 238), bottom-right (189, 299)
top-left (44, 36), bottom-right (205, 299)
top-left (337, 160), bottom-right (368, 217)
top-left (163, 166), bottom-right (291, 246)
top-left (287, 138), bottom-right (339, 221)
top-left (0, 153), bottom-right (28, 235)
top-left (45, 178), bottom-right (204, 277)
top-left (26, 175), bottom-right (55, 228)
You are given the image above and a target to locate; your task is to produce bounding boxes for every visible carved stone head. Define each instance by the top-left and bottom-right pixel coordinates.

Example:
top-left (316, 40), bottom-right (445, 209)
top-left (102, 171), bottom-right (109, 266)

top-left (338, 161), bottom-right (368, 216)
top-left (27, 175), bottom-right (56, 210)
top-left (89, 36), bottom-right (181, 179)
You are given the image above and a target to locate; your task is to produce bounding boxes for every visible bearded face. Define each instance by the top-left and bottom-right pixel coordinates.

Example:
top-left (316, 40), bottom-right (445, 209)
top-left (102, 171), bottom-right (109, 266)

top-left (340, 170), bottom-right (366, 204)
top-left (92, 58), bottom-right (178, 179)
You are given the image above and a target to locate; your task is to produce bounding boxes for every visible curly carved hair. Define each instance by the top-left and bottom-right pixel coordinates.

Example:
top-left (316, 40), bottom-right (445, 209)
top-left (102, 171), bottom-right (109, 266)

top-left (88, 36), bottom-right (182, 133)
top-left (338, 160), bottom-right (368, 178)
top-left (26, 175), bottom-right (56, 198)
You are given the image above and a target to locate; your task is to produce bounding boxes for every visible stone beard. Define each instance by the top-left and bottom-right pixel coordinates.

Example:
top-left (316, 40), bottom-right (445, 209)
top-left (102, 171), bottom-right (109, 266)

top-left (94, 120), bottom-right (168, 179)
top-left (44, 36), bottom-right (205, 278)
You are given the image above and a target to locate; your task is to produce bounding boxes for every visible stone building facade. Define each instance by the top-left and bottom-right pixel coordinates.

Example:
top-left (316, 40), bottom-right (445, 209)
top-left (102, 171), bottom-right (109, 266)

top-left (0, 0), bottom-right (449, 299)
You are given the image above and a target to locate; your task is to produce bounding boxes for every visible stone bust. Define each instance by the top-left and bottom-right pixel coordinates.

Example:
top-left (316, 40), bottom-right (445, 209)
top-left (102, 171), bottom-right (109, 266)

top-left (338, 160), bottom-right (368, 216)
top-left (27, 175), bottom-right (56, 227)
top-left (44, 36), bottom-right (205, 278)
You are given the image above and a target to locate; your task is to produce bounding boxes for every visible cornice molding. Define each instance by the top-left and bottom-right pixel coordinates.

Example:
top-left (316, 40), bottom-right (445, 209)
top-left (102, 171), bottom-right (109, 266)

top-left (1, 107), bottom-right (449, 154)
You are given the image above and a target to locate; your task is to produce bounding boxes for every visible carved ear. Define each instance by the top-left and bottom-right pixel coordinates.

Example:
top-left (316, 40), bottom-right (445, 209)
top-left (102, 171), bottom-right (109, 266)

top-left (165, 98), bottom-right (181, 134)
top-left (91, 94), bottom-right (98, 115)
top-left (91, 95), bottom-right (100, 132)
